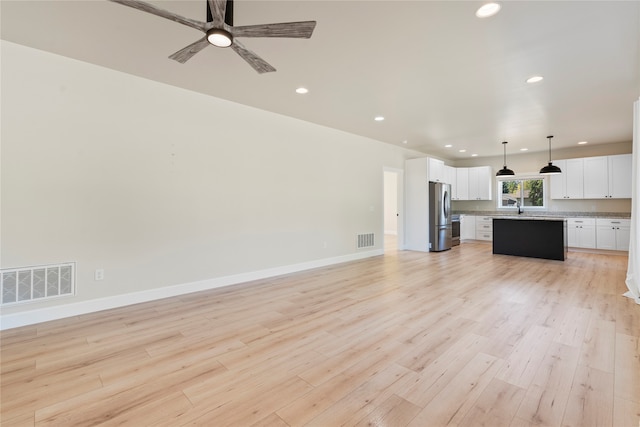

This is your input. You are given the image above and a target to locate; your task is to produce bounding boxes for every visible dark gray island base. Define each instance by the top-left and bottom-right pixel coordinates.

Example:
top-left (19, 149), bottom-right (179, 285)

top-left (493, 217), bottom-right (568, 261)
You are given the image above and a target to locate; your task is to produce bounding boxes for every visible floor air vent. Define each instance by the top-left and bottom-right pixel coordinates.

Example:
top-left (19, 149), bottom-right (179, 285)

top-left (357, 233), bottom-right (375, 249)
top-left (1, 262), bottom-right (75, 305)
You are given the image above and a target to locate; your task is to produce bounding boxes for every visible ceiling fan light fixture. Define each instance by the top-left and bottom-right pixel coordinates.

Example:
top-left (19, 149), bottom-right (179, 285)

top-left (206, 28), bottom-right (233, 47)
top-left (539, 135), bottom-right (562, 175)
top-left (496, 141), bottom-right (515, 176)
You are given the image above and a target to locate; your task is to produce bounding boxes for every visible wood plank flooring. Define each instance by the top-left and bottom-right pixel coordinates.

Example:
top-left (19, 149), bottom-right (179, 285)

top-left (1, 239), bottom-right (638, 426)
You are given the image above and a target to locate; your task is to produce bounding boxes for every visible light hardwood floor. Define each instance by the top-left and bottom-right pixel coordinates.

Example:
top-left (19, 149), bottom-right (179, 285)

top-left (1, 240), bottom-right (639, 426)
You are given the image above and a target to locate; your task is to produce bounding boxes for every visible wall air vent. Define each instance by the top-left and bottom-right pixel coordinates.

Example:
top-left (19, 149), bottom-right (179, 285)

top-left (1, 262), bottom-right (75, 306)
top-left (357, 233), bottom-right (375, 249)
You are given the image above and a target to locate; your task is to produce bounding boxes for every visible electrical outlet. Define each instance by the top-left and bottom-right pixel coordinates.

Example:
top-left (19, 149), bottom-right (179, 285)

top-left (95, 269), bottom-right (104, 281)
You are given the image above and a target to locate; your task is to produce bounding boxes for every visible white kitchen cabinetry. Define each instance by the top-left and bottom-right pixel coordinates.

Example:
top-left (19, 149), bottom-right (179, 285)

top-left (468, 167), bottom-right (492, 201)
top-left (566, 218), bottom-right (596, 249)
top-left (428, 158), bottom-right (445, 183)
top-left (583, 154), bottom-right (632, 199)
top-left (550, 159), bottom-right (584, 199)
top-left (475, 216), bottom-right (493, 241)
top-left (460, 215), bottom-right (475, 240)
top-left (596, 218), bottom-right (630, 251)
top-left (445, 165), bottom-right (456, 191)
top-left (583, 156), bottom-right (608, 199)
top-left (608, 154), bottom-right (632, 198)
top-left (454, 168), bottom-right (469, 200)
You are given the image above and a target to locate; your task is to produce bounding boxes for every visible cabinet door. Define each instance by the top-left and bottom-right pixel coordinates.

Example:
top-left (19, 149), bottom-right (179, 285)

top-left (550, 160), bottom-right (567, 199)
top-left (616, 226), bottom-right (630, 251)
top-left (565, 159), bottom-right (584, 198)
top-left (608, 154), bottom-right (632, 198)
top-left (456, 168), bottom-right (469, 200)
top-left (460, 215), bottom-right (475, 240)
top-left (444, 165), bottom-right (456, 188)
top-left (428, 158), bottom-right (445, 182)
top-left (468, 167), bottom-right (492, 200)
top-left (596, 225), bottom-right (616, 250)
top-left (468, 168), bottom-right (479, 200)
top-left (476, 166), bottom-right (492, 200)
top-left (567, 224), bottom-right (578, 247)
top-left (583, 156), bottom-right (608, 199)
top-left (579, 225), bottom-right (596, 249)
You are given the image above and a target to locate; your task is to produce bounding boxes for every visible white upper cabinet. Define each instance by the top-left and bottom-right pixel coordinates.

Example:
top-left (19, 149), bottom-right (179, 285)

top-left (428, 158), bottom-right (445, 183)
top-left (420, 159), bottom-right (492, 201)
top-left (454, 168), bottom-right (469, 200)
top-left (444, 165), bottom-right (456, 189)
top-left (583, 154), bottom-right (632, 199)
top-left (608, 154), bottom-right (632, 198)
top-left (583, 156), bottom-right (609, 198)
top-left (468, 166), bottom-right (492, 200)
top-left (550, 159), bottom-right (584, 199)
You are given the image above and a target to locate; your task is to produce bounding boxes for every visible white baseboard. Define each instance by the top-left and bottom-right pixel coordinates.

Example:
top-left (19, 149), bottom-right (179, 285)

top-left (0, 249), bottom-right (383, 330)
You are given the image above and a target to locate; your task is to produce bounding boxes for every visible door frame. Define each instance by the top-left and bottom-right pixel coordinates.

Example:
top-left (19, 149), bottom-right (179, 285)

top-left (383, 167), bottom-right (405, 251)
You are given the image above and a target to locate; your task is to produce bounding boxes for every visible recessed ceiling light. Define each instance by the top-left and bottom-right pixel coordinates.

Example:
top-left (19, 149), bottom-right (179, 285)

top-left (578, 141), bottom-right (588, 145)
top-left (471, 154), bottom-right (478, 157)
top-left (459, 149), bottom-right (467, 153)
top-left (374, 116), bottom-right (385, 122)
top-left (295, 87), bottom-right (308, 94)
top-left (402, 140), bottom-right (408, 144)
top-left (445, 144), bottom-right (453, 148)
top-left (476, 2), bottom-right (501, 18)
top-left (520, 148), bottom-right (529, 151)
top-left (526, 76), bottom-right (544, 83)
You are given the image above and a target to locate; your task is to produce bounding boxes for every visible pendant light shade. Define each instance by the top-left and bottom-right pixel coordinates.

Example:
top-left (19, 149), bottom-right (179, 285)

top-left (496, 141), bottom-right (515, 176)
top-left (539, 135), bottom-right (562, 175)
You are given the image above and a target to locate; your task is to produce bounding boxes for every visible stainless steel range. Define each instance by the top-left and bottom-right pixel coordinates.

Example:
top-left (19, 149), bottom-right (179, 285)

top-left (451, 214), bottom-right (460, 246)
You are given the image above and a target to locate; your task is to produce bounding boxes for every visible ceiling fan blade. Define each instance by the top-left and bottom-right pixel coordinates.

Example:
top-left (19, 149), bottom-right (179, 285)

top-left (109, 0), bottom-right (207, 32)
top-left (230, 40), bottom-right (276, 74)
top-left (169, 37), bottom-right (210, 64)
top-left (207, 0), bottom-right (227, 27)
top-left (231, 21), bottom-right (316, 38)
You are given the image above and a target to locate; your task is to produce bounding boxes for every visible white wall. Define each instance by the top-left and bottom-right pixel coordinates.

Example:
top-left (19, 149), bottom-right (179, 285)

top-left (0, 41), bottom-right (422, 324)
top-left (383, 171), bottom-right (398, 235)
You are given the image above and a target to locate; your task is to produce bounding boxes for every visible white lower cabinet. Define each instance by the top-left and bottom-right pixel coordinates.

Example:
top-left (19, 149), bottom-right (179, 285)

top-left (567, 218), bottom-right (596, 249)
top-left (596, 218), bottom-right (630, 251)
top-left (460, 215), bottom-right (475, 240)
top-left (475, 216), bottom-right (493, 241)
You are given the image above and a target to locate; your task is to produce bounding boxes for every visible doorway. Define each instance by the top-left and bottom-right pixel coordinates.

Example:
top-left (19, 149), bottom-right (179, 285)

top-left (383, 167), bottom-right (404, 252)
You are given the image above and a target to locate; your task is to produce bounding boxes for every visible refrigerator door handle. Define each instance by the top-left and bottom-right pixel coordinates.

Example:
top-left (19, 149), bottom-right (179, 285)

top-left (443, 190), bottom-right (449, 219)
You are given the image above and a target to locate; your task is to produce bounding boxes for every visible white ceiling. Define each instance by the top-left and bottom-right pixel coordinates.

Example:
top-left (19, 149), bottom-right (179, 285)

top-left (2, 0), bottom-right (639, 160)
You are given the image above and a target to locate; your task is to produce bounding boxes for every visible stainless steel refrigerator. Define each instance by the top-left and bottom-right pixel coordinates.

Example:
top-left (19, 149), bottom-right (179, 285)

top-left (429, 181), bottom-right (452, 252)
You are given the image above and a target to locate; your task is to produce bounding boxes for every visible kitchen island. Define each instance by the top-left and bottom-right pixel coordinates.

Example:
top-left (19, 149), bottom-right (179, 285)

top-left (493, 217), bottom-right (567, 261)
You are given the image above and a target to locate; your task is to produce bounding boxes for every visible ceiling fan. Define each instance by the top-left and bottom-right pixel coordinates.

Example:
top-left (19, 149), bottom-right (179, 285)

top-left (109, 0), bottom-right (317, 73)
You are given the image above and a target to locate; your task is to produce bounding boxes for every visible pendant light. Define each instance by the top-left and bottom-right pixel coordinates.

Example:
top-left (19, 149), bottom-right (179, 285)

top-left (496, 141), bottom-right (515, 176)
top-left (539, 135), bottom-right (562, 175)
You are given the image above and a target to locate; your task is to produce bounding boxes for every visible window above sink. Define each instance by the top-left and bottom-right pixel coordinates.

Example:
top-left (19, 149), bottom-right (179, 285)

top-left (497, 177), bottom-right (546, 211)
